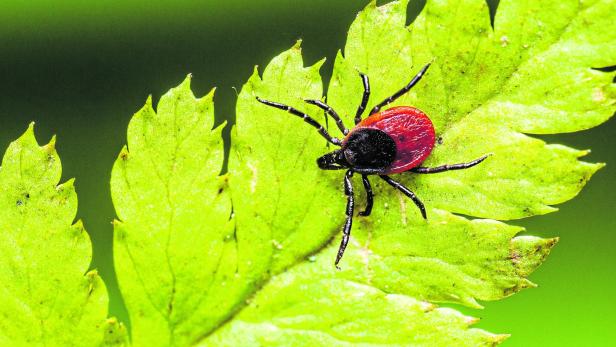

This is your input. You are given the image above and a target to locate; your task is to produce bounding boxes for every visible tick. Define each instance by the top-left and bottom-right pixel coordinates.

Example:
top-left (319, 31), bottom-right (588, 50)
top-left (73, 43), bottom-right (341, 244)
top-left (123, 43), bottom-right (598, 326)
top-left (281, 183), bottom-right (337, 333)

top-left (256, 63), bottom-right (488, 268)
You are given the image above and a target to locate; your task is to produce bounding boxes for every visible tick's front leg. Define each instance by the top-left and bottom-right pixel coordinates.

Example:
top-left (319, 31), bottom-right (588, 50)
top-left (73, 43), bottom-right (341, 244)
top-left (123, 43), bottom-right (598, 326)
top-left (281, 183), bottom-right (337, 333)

top-left (335, 170), bottom-right (355, 269)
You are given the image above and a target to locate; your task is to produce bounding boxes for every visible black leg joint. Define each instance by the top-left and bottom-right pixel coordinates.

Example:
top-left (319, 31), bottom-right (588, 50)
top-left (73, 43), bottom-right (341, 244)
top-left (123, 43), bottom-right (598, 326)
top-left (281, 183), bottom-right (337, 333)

top-left (358, 174), bottom-right (373, 217)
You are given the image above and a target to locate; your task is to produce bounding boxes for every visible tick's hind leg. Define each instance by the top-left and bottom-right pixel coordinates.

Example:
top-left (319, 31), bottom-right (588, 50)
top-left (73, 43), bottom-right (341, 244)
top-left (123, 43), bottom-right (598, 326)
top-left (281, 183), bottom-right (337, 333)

top-left (358, 174), bottom-right (374, 217)
top-left (335, 170), bottom-right (355, 269)
top-left (379, 175), bottom-right (427, 219)
top-left (409, 154), bottom-right (490, 174)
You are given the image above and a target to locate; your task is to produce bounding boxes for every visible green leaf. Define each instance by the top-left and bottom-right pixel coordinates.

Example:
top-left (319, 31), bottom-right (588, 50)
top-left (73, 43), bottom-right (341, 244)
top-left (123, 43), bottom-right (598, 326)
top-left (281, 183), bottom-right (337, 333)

top-left (111, 0), bottom-right (614, 345)
top-left (318, 0), bottom-right (613, 308)
top-left (327, 0), bottom-right (611, 220)
top-left (111, 77), bottom-right (233, 346)
top-left (0, 125), bottom-right (127, 346)
top-left (201, 274), bottom-right (506, 346)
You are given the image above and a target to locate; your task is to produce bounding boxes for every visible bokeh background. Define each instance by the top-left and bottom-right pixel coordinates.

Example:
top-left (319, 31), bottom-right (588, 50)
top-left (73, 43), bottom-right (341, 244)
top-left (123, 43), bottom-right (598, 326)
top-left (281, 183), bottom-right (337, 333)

top-left (1, 0), bottom-right (614, 345)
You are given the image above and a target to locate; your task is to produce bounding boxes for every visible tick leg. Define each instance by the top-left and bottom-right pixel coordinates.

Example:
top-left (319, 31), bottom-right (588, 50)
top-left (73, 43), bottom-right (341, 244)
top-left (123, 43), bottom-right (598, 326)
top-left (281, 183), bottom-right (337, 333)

top-left (304, 99), bottom-right (349, 135)
top-left (370, 63), bottom-right (431, 115)
top-left (379, 175), bottom-right (427, 219)
top-left (335, 170), bottom-right (355, 269)
top-left (355, 73), bottom-right (370, 125)
top-left (410, 154), bottom-right (490, 174)
top-left (358, 174), bottom-right (373, 217)
top-left (256, 97), bottom-right (342, 146)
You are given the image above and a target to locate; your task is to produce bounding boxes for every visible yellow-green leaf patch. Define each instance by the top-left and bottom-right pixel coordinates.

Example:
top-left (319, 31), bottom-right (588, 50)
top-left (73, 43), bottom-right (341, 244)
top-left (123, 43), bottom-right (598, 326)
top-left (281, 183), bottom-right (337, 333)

top-left (0, 125), bottom-right (126, 346)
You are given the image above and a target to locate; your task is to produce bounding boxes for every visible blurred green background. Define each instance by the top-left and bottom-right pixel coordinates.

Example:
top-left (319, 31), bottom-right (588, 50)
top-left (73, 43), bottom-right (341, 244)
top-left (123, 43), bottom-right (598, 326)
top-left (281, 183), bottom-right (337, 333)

top-left (0, 1), bottom-right (614, 346)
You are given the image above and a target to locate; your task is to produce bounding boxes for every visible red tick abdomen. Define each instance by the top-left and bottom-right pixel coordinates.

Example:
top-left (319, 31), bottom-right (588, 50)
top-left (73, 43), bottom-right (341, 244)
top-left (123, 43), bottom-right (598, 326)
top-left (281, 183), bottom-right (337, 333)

top-left (349, 106), bottom-right (435, 174)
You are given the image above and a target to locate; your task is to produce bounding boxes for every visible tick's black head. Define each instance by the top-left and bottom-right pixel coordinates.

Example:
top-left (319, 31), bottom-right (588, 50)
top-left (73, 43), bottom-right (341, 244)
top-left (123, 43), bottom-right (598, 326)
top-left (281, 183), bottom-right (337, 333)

top-left (343, 128), bottom-right (396, 172)
top-left (317, 149), bottom-right (347, 170)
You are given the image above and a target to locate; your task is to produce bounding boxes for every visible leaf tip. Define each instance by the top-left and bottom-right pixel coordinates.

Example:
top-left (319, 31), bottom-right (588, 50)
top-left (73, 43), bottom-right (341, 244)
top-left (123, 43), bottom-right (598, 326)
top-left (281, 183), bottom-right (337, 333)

top-left (61, 177), bottom-right (76, 190)
top-left (86, 269), bottom-right (99, 279)
top-left (530, 204), bottom-right (558, 216)
top-left (118, 145), bottom-right (130, 161)
top-left (547, 236), bottom-right (560, 247)
top-left (201, 87), bottom-right (217, 105)
top-left (179, 73), bottom-right (193, 91)
top-left (335, 49), bottom-right (345, 61)
top-left (113, 219), bottom-right (128, 241)
top-left (503, 279), bottom-right (536, 297)
top-left (44, 134), bottom-right (57, 153)
top-left (492, 334), bottom-right (511, 344)
top-left (27, 121), bottom-right (36, 133)
top-left (464, 296), bottom-right (484, 309)
top-left (18, 121), bottom-right (39, 145)
top-left (292, 39), bottom-right (303, 50)
top-left (104, 316), bottom-right (125, 329)
top-left (103, 317), bottom-right (129, 345)
top-left (464, 315), bottom-right (481, 326)
top-left (510, 235), bottom-right (558, 281)
top-left (595, 162), bottom-right (607, 170)
top-left (73, 219), bottom-right (85, 231)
